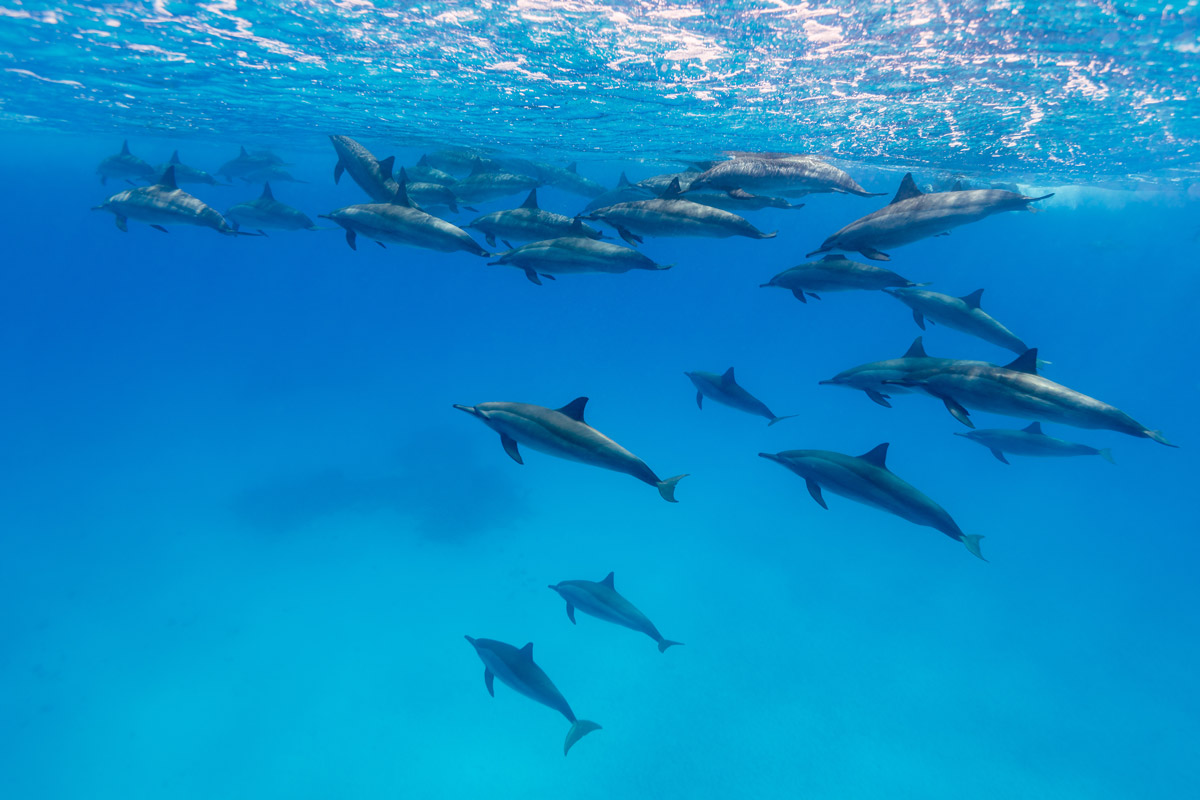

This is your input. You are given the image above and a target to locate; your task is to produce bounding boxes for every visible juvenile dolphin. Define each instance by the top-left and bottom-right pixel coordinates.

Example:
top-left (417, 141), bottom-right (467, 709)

top-left (762, 255), bottom-right (923, 304)
top-left (581, 172), bottom-right (655, 213)
top-left (225, 182), bottom-right (318, 233)
top-left (687, 190), bottom-right (804, 213)
top-left (687, 155), bottom-right (880, 198)
top-left (93, 166), bottom-right (240, 235)
top-left (453, 158), bottom-right (541, 203)
top-left (807, 174), bottom-right (1054, 261)
top-left (955, 422), bottom-right (1115, 465)
top-left (548, 572), bottom-right (683, 652)
top-left (406, 155), bottom-right (458, 186)
top-left (884, 287), bottom-right (1036, 358)
top-left (818, 337), bottom-right (990, 408)
top-left (453, 397), bottom-right (687, 501)
top-left (760, 444), bottom-right (985, 560)
top-left (97, 140), bottom-right (156, 185)
top-left (157, 151), bottom-right (223, 186)
top-left (469, 189), bottom-right (603, 247)
top-left (320, 178), bottom-right (489, 255)
top-left (685, 368), bottom-right (794, 426)
top-left (487, 233), bottom-right (671, 284)
top-left (217, 146), bottom-right (283, 181)
top-left (586, 178), bottom-right (776, 245)
top-left (884, 349), bottom-right (1176, 446)
top-left (464, 636), bottom-right (601, 755)
top-left (329, 134), bottom-right (398, 202)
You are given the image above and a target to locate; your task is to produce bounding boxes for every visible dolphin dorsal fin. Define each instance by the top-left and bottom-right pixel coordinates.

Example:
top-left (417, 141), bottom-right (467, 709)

top-left (600, 572), bottom-right (615, 588)
top-left (951, 179), bottom-right (965, 191)
top-left (617, 171), bottom-right (632, 187)
top-left (1004, 349), bottom-right (1039, 375)
top-left (158, 165), bottom-right (179, 191)
top-left (520, 188), bottom-right (539, 209)
top-left (260, 182), bottom-right (274, 200)
top-left (390, 177), bottom-right (413, 207)
top-left (721, 366), bottom-right (736, 385)
top-left (567, 162), bottom-right (578, 174)
top-left (239, 146), bottom-right (249, 157)
top-left (120, 139), bottom-right (131, 156)
top-left (557, 397), bottom-right (588, 423)
top-left (858, 443), bottom-right (890, 469)
top-left (961, 289), bottom-right (984, 309)
top-left (378, 155), bottom-right (395, 181)
top-left (519, 642), bottom-right (534, 660)
top-left (418, 154), bottom-right (429, 166)
top-left (169, 150), bottom-right (181, 164)
top-left (659, 177), bottom-right (683, 198)
top-left (468, 157), bottom-right (487, 177)
top-left (568, 216), bottom-right (584, 233)
top-left (902, 337), bottom-right (928, 358)
top-left (822, 254), bottom-right (849, 262)
top-left (890, 173), bottom-right (923, 205)
top-left (1023, 421), bottom-right (1043, 435)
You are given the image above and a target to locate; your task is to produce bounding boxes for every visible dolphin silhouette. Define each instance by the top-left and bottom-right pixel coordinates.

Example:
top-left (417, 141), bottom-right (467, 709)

top-left (549, 572), bottom-right (683, 652)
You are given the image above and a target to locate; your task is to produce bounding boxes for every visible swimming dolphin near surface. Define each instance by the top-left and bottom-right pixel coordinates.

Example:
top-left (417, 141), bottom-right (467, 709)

top-left (453, 397), bottom-right (687, 501)
top-left (464, 636), bottom-right (601, 755)
top-left (320, 177), bottom-right (489, 255)
top-left (452, 158), bottom-right (541, 203)
top-left (581, 172), bottom-right (655, 213)
top-left (404, 180), bottom-right (471, 213)
top-left (687, 154), bottom-right (881, 198)
top-left (761, 255), bottom-right (924, 304)
top-left (157, 151), bottom-right (223, 186)
top-left (586, 178), bottom-right (776, 245)
top-left (686, 368), bottom-right (795, 426)
top-left (883, 349), bottom-right (1176, 446)
top-left (548, 572), bottom-right (683, 653)
top-left (330, 134), bottom-right (399, 202)
top-left (488, 233), bottom-right (671, 284)
top-left (807, 173), bottom-right (1054, 261)
top-left (955, 422), bottom-right (1115, 465)
top-left (217, 146), bottom-right (286, 181)
top-left (819, 337), bottom-right (991, 408)
top-left (883, 287), bottom-right (1042, 361)
top-left (406, 155), bottom-right (458, 186)
top-left (760, 444), bottom-right (986, 561)
top-left (225, 182), bottom-right (318, 234)
top-left (687, 190), bottom-right (805, 213)
top-left (469, 189), bottom-right (604, 247)
top-left (93, 165), bottom-right (241, 235)
top-left (97, 140), bottom-right (156, 185)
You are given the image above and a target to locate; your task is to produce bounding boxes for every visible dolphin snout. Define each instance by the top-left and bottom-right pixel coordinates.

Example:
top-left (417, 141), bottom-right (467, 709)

top-left (817, 379), bottom-right (836, 385)
top-left (464, 635), bottom-right (477, 646)
top-left (758, 452), bottom-right (781, 462)
top-left (453, 404), bottom-right (479, 417)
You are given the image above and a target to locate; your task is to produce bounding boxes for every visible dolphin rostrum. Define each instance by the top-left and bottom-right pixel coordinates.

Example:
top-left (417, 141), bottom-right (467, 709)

top-left (884, 286), bottom-right (1037, 358)
top-left (818, 337), bottom-right (990, 409)
top-left (760, 444), bottom-right (986, 561)
top-left (329, 134), bottom-right (398, 202)
top-left (549, 572), bottom-right (683, 653)
top-left (464, 636), bottom-right (601, 755)
top-left (225, 182), bottom-right (318, 234)
top-left (96, 140), bottom-right (156, 185)
top-left (453, 397), bottom-right (687, 501)
top-left (955, 422), bottom-right (1115, 465)
top-left (686, 154), bottom-right (880, 197)
top-left (686, 368), bottom-right (795, 426)
top-left (469, 189), bottom-right (603, 247)
top-left (761, 255), bottom-right (924, 304)
top-left (93, 166), bottom-right (240, 235)
top-left (807, 173), bottom-right (1054, 261)
top-left (883, 349), bottom-right (1176, 446)
top-left (488, 232), bottom-right (671, 284)
top-left (585, 178), bottom-right (776, 245)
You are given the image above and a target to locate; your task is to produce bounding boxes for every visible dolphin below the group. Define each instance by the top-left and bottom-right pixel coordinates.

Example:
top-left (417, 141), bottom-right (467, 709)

top-left (225, 182), bottom-right (318, 233)
top-left (96, 139), bottom-right (157, 185)
top-left (818, 337), bottom-right (991, 408)
top-left (488, 231), bottom-right (670, 284)
top-left (884, 286), bottom-right (1037, 358)
top-left (586, 178), bottom-right (776, 245)
top-left (93, 165), bottom-right (241, 235)
top-left (549, 572), bottom-right (683, 652)
top-left (807, 173), bottom-right (1054, 261)
top-left (464, 636), bottom-right (601, 755)
top-left (686, 367), bottom-right (795, 425)
top-left (760, 444), bottom-right (986, 560)
top-left (955, 422), bottom-right (1116, 465)
top-left (761, 254), bottom-right (924, 304)
top-left (453, 397), bottom-right (687, 501)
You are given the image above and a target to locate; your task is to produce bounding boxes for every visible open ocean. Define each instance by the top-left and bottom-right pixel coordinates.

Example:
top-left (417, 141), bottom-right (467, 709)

top-left (1, 3), bottom-right (1198, 798)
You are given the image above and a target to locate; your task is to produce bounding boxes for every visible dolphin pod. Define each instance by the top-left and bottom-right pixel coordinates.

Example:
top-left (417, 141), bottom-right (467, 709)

top-left (955, 422), bottom-right (1116, 465)
top-left (549, 572), bottom-right (683, 653)
top-left (686, 367), bottom-right (795, 426)
top-left (464, 636), bottom-right (601, 755)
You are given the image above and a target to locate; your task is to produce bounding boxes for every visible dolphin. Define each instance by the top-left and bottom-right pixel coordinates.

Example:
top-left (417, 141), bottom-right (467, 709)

top-left (548, 572), bottom-right (683, 652)
top-left (582, 172), bottom-right (656, 213)
top-left (955, 422), bottom-right (1115, 465)
top-left (464, 636), bottom-right (601, 755)
top-left (687, 190), bottom-right (805, 213)
top-left (217, 146), bottom-right (284, 181)
top-left (156, 151), bottom-right (223, 186)
top-left (93, 166), bottom-right (240, 235)
top-left (818, 337), bottom-right (991, 408)
top-left (406, 155), bottom-right (458, 186)
top-left (585, 178), bottom-right (776, 245)
top-left (686, 155), bottom-right (880, 198)
top-left (883, 349), bottom-right (1176, 446)
top-left (329, 134), bottom-right (399, 202)
top-left (883, 287), bottom-right (1040, 361)
top-left (807, 173), bottom-right (1054, 261)
top-left (225, 182), bottom-right (318, 234)
top-left (453, 397), bottom-right (687, 502)
top-left (761, 255), bottom-right (924, 304)
top-left (468, 189), bottom-right (603, 247)
top-left (487, 232), bottom-right (671, 284)
top-left (97, 140), bottom-right (156, 185)
top-left (685, 368), bottom-right (795, 426)
top-left (423, 147), bottom-right (497, 176)
top-left (405, 180), bottom-right (470, 214)
top-left (500, 159), bottom-right (607, 198)
top-left (452, 158), bottom-right (541, 203)
top-left (636, 170), bottom-right (702, 193)
top-left (760, 444), bottom-right (985, 561)
top-left (320, 177), bottom-right (489, 255)
top-left (240, 165), bottom-right (306, 184)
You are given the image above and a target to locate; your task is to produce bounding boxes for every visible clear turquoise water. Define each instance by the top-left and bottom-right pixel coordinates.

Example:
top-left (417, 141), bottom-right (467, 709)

top-left (1, 3), bottom-right (1198, 799)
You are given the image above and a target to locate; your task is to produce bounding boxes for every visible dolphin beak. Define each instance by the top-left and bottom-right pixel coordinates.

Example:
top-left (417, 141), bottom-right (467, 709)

top-left (547, 584), bottom-right (558, 591)
top-left (758, 452), bottom-right (781, 462)
top-left (464, 635), bottom-right (476, 646)
top-left (452, 404), bottom-right (478, 417)
top-left (953, 432), bottom-right (968, 437)
top-left (817, 380), bottom-right (834, 385)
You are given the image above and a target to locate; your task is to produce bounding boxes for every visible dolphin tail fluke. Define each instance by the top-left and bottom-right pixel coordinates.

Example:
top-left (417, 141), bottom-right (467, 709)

top-left (1144, 430), bottom-right (1178, 447)
top-left (657, 639), bottom-right (684, 653)
top-left (767, 414), bottom-right (799, 427)
top-left (564, 720), bottom-right (601, 755)
top-left (961, 534), bottom-right (987, 562)
top-left (656, 474), bottom-right (688, 503)
top-left (1098, 448), bottom-right (1116, 465)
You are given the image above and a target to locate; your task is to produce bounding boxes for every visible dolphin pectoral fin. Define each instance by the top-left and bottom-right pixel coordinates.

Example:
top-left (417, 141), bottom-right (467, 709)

top-left (807, 292), bottom-right (822, 300)
top-left (1144, 430), bottom-right (1178, 447)
top-left (565, 602), bottom-right (576, 624)
top-left (865, 389), bottom-right (892, 408)
top-left (257, 229), bottom-right (269, 238)
top-left (941, 396), bottom-right (974, 428)
top-left (345, 229), bottom-right (357, 250)
top-left (990, 449), bottom-right (1010, 465)
top-left (767, 414), bottom-right (798, 426)
top-left (657, 639), bottom-right (683, 653)
top-left (150, 224), bottom-right (168, 233)
top-left (1099, 449), bottom-right (1116, 464)
top-left (616, 226), bottom-right (642, 246)
top-left (935, 231), bottom-right (951, 237)
top-left (333, 160), bottom-right (344, 184)
top-left (464, 206), bottom-right (478, 212)
top-left (484, 232), bottom-right (496, 247)
top-left (500, 434), bottom-right (524, 464)
top-left (961, 534), bottom-right (987, 562)
top-left (540, 273), bottom-right (557, 281)
top-left (791, 288), bottom-right (808, 304)
top-left (115, 215), bottom-right (128, 233)
top-left (912, 310), bottom-right (926, 330)
top-left (860, 247), bottom-right (890, 261)
top-left (502, 239), bottom-right (514, 249)
top-left (805, 479), bottom-right (828, 509)
top-left (695, 391), bottom-right (703, 410)
top-left (656, 474), bottom-right (687, 503)
top-left (564, 720), bottom-right (601, 756)
top-left (522, 268), bottom-right (543, 286)
top-left (375, 241), bottom-right (386, 249)
top-left (484, 668), bottom-right (495, 697)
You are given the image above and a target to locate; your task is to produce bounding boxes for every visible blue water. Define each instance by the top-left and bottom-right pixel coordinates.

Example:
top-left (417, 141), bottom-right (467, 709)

top-left (2, 4), bottom-right (1199, 799)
